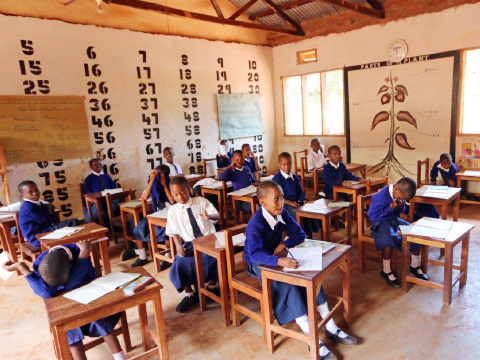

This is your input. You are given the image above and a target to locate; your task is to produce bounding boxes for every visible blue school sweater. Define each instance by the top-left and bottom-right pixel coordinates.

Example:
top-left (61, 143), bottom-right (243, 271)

top-left (84, 173), bottom-right (115, 194)
top-left (25, 244), bottom-right (96, 299)
top-left (245, 207), bottom-right (306, 267)
top-left (430, 161), bottom-right (459, 184)
top-left (323, 161), bottom-right (360, 199)
top-left (19, 201), bottom-right (54, 247)
top-left (216, 153), bottom-right (232, 168)
top-left (151, 174), bottom-right (170, 212)
top-left (218, 166), bottom-right (254, 191)
top-left (244, 156), bottom-right (257, 172)
top-left (272, 171), bottom-right (307, 203)
top-left (367, 185), bottom-right (407, 223)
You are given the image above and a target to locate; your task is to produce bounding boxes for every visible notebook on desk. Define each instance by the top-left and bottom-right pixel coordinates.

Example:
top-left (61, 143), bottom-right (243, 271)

top-left (284, 247), bottom-right (323, 272)
top-left (41, 227), bottom-right (84, 240)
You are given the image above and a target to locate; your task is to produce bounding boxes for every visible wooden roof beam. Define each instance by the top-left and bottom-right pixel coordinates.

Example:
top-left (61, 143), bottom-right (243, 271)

top-left (249, 0), bottom-right (314, 21)
top-left (316, 0), bottom-right (385, 18)
top-left (365, 0), bottom-right (384, 11)
top-left (209, 0), bottom-right (224, 18)
top-left (229, 0), bottom-right (259, 20)
top-left (104, 0), bottom-right (305, 36)
top-left (262, 0), bottom-right (304, 32)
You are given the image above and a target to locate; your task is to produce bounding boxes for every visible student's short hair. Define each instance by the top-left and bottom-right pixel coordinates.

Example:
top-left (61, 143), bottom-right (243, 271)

top-left (328, 145), bottom-right (341, 154)
top-left (169, 176), bottom-right (188, 189)
top-left (311, 137), bottom-right (321, 145)
top-left (220, 140), bottom-right (227, 145)
top-left (440, 153), bottom-right (452, 162)
top-left (18, 180), bottom-right (37, 193)
top-left (232, 150), bottom-right (244, 157)
top-left (278, 152), bottom-right (292, 161)
top-left (163, 147), bottom-right (173, 154)
top-left (89, 158), bottom-right (100, 166)
top-left (38, 249), bottom-right (71, 287)
top-left (396, 177), bottom-right (417, 199)
top-left (241, 143), bottom-right (250, 151)
top-left (155, 164), bottom-right (170, 175)
top-left (257, 180), bottom-right (282, 200)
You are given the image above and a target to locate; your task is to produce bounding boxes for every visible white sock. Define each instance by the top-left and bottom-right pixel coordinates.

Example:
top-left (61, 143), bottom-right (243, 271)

top-left (113, 351), bottom-right (126, 360)
top-left (206, 282), bottom-right (218, 289)
top-left (185, 291), bottom-right (194, 297)
top-left (296, 314), bottom-right (333, 357)
top-left (135, 248), bottom-right (147, 260)
top-left (411, 255), bottom-right (423, 274)
top-left (383, 259), bottom-right (396, 281)
top-left (318, 302), bottom-right (348, 339)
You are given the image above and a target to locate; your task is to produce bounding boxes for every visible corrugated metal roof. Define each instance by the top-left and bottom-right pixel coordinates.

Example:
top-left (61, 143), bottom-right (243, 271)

top-left (228, 0), bottom-right (371, 28)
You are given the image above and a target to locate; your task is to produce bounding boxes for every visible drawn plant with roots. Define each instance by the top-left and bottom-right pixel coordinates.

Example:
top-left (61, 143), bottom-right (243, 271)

top-left (370, 72), bottom-right (417, 176)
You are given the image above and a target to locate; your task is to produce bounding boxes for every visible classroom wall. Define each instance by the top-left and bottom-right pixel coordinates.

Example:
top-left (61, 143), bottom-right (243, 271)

top-left (272, 2), bottom-right (480, 182)
top-left (0, 15), bottom-right (275, 219)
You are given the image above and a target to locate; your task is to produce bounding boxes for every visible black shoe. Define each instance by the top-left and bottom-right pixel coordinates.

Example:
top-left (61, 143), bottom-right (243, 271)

top-left (380, 270), bottom-right (401, 288)
top-left (130, 258), bottom-right (150, 268)
top-left (410, 266), bottom-right (429, 281)
top-left (206, 286), bottom-right (221, 297)
top-left (121, 248), bottom-right (137, 261)
top-left (326, 329), bottom-right (357, 345)
top-left (176, 294), bottom-right (199, 313)
top-left (159, 260), bottom-right (171, 270)
top-left (307, 343), bottom-right (337, 360)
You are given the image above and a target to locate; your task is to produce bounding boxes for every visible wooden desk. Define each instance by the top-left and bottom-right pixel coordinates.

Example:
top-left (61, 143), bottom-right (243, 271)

top-left (44, 268), bottom-right (169, 360)
top-left (83, 192), bottom-right (107, 225)
top-left (346, 163), bottom-right (367, 179)
top-left (38, 223), bottom-right (111, 276)
top-left (0, 210), bottom-right (23, 247)
top-left (295, 199), bottom-right (352, 244)
top-left (230, 191), bottom-right (258, 224)
top-left (332, 183), bottom-right (366, 205)
top-left (402, 221), bottom-right (474, 305)
top-left (147, 211), bottom-right (173, 273)
top-left (0, 214), bottom-right (19, 265)
top-left (260, 244), bottom-right (351, 360)
top-left (456, 171), bottom-right (480, 206)
top-left (120, 200), bottom-right (151, 241)
top-left (408, 186), bottom-right (461, 222)
top-left (185, 174), bottom-right (214, 185)
top-left (201, 183), bottom-right (232, 229)
top-left (192, 233), bottom-right (230, 326)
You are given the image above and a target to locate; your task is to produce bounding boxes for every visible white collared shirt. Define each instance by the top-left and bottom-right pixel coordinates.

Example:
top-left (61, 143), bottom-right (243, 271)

top-left (234, 166), bottom-right (244, 172)
top-left (388, 184), bottom-right (394, 199)
top-left (280, 170), bottom-right (294, 180)
top-left (437, 164), bottom-right (450, 172)
top-left (24, 199), bottom-right (49, 206)
top-left (328, 161), bottom-right (340, 169)
top-left (166, 196), bottom-right (218, 242)
top-left (166, 162), bottom-right (183, 176)
top-left (92, 170), bottom-right (104, 176)
top-left (307, 149), bottom-right (326, 171)
top-left (262, 206), bottom-right (286, 230)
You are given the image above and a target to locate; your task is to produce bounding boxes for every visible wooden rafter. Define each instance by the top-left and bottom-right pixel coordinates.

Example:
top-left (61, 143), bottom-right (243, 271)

top-left (209, 0), bottom-right (224, 18)
top-left (365, 0), bottom-right (384, 11)
top-left (263, 0), bottom-right (303, 32)
top-left (104, 0), bottom-right (304, 36)
top-left (317, 0), bottom-right (385, 18)
top-left (229, 0), bottom-right (259, 20)
top-left (249, 0), bottom-right (314, 21)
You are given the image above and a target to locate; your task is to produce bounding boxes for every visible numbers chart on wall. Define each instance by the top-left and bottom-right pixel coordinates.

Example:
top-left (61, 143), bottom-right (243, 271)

top-left (18, 40), bottom-right (73, 218)
top-left (137, 50), bottom-right (162, 170)
top-left (216, 57), bottom-right (235, 155)
top-left (84, 46), bottom-right (120, 188)
top-left (248, 59), bottom-right (266, 174)
top-left (180, 54), bottom-right (203, 175)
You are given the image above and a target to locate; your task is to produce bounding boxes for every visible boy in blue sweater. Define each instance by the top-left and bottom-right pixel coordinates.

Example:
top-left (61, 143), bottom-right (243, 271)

top-left (430, 153), bottom-right (459, 187)
top-left (245, 181), bottom-right (356, 359)
top-left (367, 177), bottom-right (429, 288)
top-left (18, 180), bottom-right (77, 248)
top-left (272, 152), bottom-right (320, 238)
top-left (323, 146), bottom-right (365, 200)
top-left (2, 241), bottom-right (126, 360)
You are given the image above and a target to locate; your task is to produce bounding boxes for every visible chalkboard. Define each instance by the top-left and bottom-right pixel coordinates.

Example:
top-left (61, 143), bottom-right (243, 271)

top-left (217, 93), bottom-right (263, 139)
top-left (0, 96), bottom-right (91, 164)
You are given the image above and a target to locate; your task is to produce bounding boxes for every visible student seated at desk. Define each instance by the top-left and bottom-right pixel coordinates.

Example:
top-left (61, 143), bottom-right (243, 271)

top-left (367, 178), bottom-right (429, 288)
top-left (430, 153), bottom-right (459, 187)
top-left (245, 181), bottom-right (357, 360)
top-left (0, 200), bottom-right (22, 235)
top-left (163, 147), bottom-right (183, 176)
top-left (166, 177), bottom-right (220, 313)
top-left (307, 137), bottom-right (326, 175)
top-left (216, 140), bottom-right (232, 169)
top-left (242, 143), bottom-right (261, 181)
top-left (83, 158), bottom-right (119, 224)
top-left (272, 152), bottom-right (320, 238)
top-left (3, 241), bottom-right (126, 360)
top-left (18, 180), bottom-right (78, 248)
top-left (124, 165), bottom-right (174, 269)
top-left (323, 146), bottom-right (366, 200)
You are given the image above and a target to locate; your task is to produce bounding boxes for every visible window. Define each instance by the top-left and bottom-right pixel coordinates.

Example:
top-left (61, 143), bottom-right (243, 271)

top-left (297, 49), bottom-right (317, 65)
top-left (461, 49), bottom-right (480, 134)
top-left (283, 69), bottom-right (344, 136)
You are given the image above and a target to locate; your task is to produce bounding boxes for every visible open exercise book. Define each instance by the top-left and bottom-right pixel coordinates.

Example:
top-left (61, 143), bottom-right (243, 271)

top-left (228, 185), bottom-right (257, 197)
top-left (464, 170), bottom-right (480, 177)
top-left (64, 272), bottom-right (141, 304)
top-left (399, 217), bottom-right (454, 240)
top-left (421, 185), bottom-right (450, 199)
top-left (41, 227), bottom-right (84, 240)
top-left (284, 247), bottom-right (323, 272)
top-left (296, 239), bottom-right (336, 254)
top-left (214, 231), bottom-right (246, 248)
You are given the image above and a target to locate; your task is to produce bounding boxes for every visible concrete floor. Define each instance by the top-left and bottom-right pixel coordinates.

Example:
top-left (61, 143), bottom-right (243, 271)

top-left (1, 205), bottom-right (479, 360)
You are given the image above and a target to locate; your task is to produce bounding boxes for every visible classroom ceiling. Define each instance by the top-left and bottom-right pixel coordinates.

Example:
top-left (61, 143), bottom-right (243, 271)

top-left (1, 0), bottom-right (480, 46)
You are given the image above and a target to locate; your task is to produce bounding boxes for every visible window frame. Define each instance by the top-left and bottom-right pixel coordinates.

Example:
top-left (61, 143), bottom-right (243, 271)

top-left (281, 67), bottom-right (346, 137)
top-left (458, 48), bottom-right (480, 136)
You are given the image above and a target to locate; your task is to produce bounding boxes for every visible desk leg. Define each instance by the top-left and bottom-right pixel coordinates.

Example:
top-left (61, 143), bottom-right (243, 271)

top-left (421, 245), bottom-right (429, 274)
top-left (138, 303), bottom-right (151, 351)
top-left (95, 199), bottom-right (104, 226)
top-left (346, 207), bottom-right (352, 246)
top-left (333, 189), bottom-right (338, 201)
top-left (453, 195), bottom-right (460, 222)
top-left (218, 193), bottom-right (224, 229)
top-left (194, 247), bottom-right (207, 311)
top-left (217, 253), bottom-right (230, 326)
top-left (53, 326), bottom-right (72, 360)
top-left (120, 210), bottom-right (129, 240)
top-left (261, 276), bottom-right (275, 354)
top-left (440, 204), bottom-right (448, 220)
top-left (460, 234), bottom-right (470, 288)
top-left (153, 292), bottom-right (170, 360)
top-left (342, 252), bottom-right (351, 327)
top-left (402, 236), bottom-right (411, 294)
top-left (86, 200), bottom-right (94, 225)
top-left (322, 215), bottom-right (330, 242)
top-left (91, 244), bottom-right (102, 278)
top-left (98, 239), bottom-right (111, 275)
top-left (443, 244), bottom-right (454, 306)
top-left (408, 200), bottom-right (415, 223)
top-left (149, 220), bottom-right (161, 273)
top-left (306, 282), bottom-right (320, 360)
top-left (233, 199), bottom-right (239, 225)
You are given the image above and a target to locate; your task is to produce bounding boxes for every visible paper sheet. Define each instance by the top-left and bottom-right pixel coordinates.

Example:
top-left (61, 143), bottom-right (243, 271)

top-left (302, 203), bottom-right (328, 212)
top-left (464, 170), bottom-right (480, 177)
top-left (415, 218), bottom-right (453, 230)
top-left (0, 214), bottom-right (13, 220)
top-left (203, 181), bottom-right (225, 189)
top-left (421, 190), bottom-right (448, 199)
top-left (399, 225), bottom-right (413, 235)
top-left (101, 188), bottom-right (123, 196)
top-left (63, 283), bottom-right (113, 305)
top-left (91, 271), bottom-right (141, 290)
top-left (185, 174), bottom-right (199, 179)
top-left (327, 202), bottom-right (350, 208)
top-left (348, 181), bottom-right (360, 185)
top-left (259, 175), bottom-right (274, 182)
top-left (40, 227), bottom-right (84, 240)
top-left (148, 209), bottom-right (169, 219)
top-left (296, 239), bottom-right (336, 254)
top-left (283, 247), bottom-right (323, 272)
top-left (426, 185), bottom-right (448, 190)
top-left (0, 252), bottom-right (15, 281)
top-left (214, 231), bottom-right (246, 248)
top-left (228, 185), bottom-right (257, 197)
top-left (409, 225), bottom-right (450, 239)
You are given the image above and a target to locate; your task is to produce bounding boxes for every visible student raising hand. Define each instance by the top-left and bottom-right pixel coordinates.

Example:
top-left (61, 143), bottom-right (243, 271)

top-left (277, 257), bottom-right (298, 269)
top-left (159, 173), bottom-right (167, 187)
top-left (77, 240), bottom-right (92, 258)
top-left (149, 170), bottom-right (158, 182)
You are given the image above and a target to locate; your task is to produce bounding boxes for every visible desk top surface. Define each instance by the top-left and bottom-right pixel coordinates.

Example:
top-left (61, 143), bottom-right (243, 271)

top-left (192, 233), bottom-right (224, 254)
top-left (413, 186), bottom-right (461, 201)
top-left (406, 220), bottom-right (474, 244)
top-left (37, 222), bottom-right (109, 246)
top-left (295, 199), bottom-right (351, 216)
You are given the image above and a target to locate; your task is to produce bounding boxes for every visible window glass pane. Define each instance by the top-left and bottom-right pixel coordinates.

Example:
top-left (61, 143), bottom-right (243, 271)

top-left (283, 76), bottom-right (304, 135)
top-left (304, 73), bottom-right (322, 135)
top-left (324, 70), bottom-right (345, 135)
top-left (462, 49), bottom-right (480, 134)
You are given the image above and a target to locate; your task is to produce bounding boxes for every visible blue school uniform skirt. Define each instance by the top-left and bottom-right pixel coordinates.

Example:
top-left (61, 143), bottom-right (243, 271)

top-left (132, 217), bottom-right (166, 243)
top-left (247, 263), bottom-right (326, 325)
top-left (285, 204), bottom-right (320, 235)
top-left (371, 218), bottom-right (421, 252)
top-left (67, 312), bottom-right (121, 346)
top-left (414, 203), bottom-right (440, 221)
top-left (169, 242), bottom-right (218, 292)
